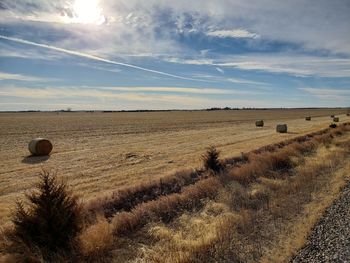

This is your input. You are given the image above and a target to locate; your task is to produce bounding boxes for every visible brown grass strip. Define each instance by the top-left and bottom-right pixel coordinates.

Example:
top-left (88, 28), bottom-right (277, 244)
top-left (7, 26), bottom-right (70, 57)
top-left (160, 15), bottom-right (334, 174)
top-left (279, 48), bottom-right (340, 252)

top-left (86, 123), bottom-right (350, 222)
top-left (139, 125), bottom-right (350, 263)
top-left (111, 177), bottom-right (221, 235)
top-left (109, 124), bottom-right (349, 236)
top-left (86, 169), bottom-right (203, 219)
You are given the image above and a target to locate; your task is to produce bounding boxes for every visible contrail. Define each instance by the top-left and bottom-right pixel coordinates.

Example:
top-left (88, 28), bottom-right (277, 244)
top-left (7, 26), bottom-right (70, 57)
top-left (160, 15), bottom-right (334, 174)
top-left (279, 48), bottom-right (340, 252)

top-left (0, 35), bottom-right (205, 82)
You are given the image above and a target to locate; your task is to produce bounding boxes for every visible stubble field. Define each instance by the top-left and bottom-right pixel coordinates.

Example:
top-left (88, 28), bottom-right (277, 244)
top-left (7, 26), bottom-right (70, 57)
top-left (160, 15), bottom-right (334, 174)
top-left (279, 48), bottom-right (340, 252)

top-left (0, 108), bottom-right (347, 225)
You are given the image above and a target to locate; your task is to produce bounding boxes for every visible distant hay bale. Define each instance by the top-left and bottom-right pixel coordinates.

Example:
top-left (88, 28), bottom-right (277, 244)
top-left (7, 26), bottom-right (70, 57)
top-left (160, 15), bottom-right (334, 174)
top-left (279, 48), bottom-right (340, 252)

top-left (333, 117), bottom-right (339, 122)
top-left (255, 120), bottom-right (264, 127)
top-left (28, 138), bottom-right (53, 156)
top-left (331, 115), bottom-right (335, 118)
top-left (329, 123), bottom-right (337, 128)
top-left (276, 124), bottom-right (288, 133)
top-left (305, 117), bottom-right (311, 121)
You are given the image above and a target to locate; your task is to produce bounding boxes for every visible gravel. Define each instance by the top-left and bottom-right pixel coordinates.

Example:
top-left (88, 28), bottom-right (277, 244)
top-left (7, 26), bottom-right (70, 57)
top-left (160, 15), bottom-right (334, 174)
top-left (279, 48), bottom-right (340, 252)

top-left (292, 181), bottom-right (350, 263)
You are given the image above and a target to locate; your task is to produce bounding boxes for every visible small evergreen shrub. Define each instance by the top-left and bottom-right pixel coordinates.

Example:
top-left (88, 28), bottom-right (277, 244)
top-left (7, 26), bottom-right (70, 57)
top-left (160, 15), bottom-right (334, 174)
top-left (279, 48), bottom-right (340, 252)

top-left (202, 146), bottom-right (222, 172)
top-left (12, 171), bottom-right (83, 259)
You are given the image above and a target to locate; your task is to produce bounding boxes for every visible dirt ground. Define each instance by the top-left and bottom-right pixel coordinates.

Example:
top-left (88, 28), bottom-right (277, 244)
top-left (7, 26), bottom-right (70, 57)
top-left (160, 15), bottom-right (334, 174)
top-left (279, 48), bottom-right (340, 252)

top-left (0, 109), bottom-right (347, 225)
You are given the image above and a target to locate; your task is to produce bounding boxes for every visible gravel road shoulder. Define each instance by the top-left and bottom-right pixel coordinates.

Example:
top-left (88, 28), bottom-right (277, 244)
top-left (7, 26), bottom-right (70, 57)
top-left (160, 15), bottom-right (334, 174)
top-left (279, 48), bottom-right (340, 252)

top-left (292, 181), bottom-right (350, 263)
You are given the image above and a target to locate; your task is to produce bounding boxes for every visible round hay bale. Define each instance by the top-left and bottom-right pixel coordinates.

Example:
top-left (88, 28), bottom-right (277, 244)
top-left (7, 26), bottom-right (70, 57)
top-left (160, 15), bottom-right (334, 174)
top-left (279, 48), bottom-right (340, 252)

top-left (28, 138), bottom-right (53, 156)
top-left (255, 120), bottom-right (264, 127)
top-left (333, 117), bottom-right (339, 122)
top-left (329, 123), bottom-right (337, 128)
top-left (276, 124), bottom-right (287, 133)
top-left (305, 116), bottom-right (311, 121)
top-left (331, 115), bottom-right (335, 118)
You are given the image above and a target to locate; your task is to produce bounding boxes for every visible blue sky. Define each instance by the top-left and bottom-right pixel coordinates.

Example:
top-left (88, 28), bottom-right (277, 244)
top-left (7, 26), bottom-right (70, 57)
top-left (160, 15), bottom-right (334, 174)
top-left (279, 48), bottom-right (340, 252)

top-left (0, 0), bottom-right (349, 111)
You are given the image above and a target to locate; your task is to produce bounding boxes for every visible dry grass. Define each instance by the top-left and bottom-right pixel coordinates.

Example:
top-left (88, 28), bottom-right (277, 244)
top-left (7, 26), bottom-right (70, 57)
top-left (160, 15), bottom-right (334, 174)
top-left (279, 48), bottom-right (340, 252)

top-left (85, 169), bottom-right (201, 220)
top-left (111, 177), bottom-right (221, 235)
top-left (261, 158), bottom-right (350, 263)
top-left (79, 216), bottom-right (113, 261)
top-left (0, 110), bottom-right (349, 262)
top-left (42, 123), bottom-right (350, 262)
top-left (89, 127), bottom-right (343, 240)
top-left (121, 124), bottom-right (350, 263)
top-left (1, 109), bottom-right (348, 225)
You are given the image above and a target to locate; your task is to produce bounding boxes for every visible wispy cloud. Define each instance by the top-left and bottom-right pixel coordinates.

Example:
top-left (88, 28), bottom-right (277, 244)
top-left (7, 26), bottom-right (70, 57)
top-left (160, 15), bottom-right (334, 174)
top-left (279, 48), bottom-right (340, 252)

top-left (188, 72), bottom-right (269, 87)
top-left (216, 67), bottom-right (224, 74)
top-left (0, 86), bottom-right (276, 110)
top-left (0, 72), bottom-right (50, 82)
top-left (103, 86), bottom-right (264, 95)
top-left (0, 86), bottom-right (208, 105)
top-left (103, 86), bottom-right (229, 94)
top-left (219, 56), bottom-right (350, 78)
top-left (1, 0), bottom-right (350, 55)
top-left (299, 87), bottom-right (350, 101)
top-left (0, 42), bottom-right (65, 60)
top-left (1, 1), bottom-right (349, 110)
top-left (0, 85), bottom-right (263, 98)
top-left (225, 78), bottom-right (267, 86)
top-left (165, 57), bottom-right (214, 65)
top-left (207, 29), bottom-right (259, 39)
top-left (167, 55), bottom-right (350, 78)
top-left (0, 35), bottom-right (206, 82)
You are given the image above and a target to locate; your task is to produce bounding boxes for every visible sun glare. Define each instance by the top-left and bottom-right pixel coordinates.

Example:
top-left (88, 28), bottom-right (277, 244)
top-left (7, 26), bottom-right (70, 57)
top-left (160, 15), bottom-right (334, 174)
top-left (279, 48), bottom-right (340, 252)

top-left (72, 0), bottom-right (105, 25)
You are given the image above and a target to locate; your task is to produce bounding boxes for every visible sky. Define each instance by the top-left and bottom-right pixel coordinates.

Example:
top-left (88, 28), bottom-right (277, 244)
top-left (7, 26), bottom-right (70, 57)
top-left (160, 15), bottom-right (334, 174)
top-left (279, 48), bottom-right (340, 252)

top-left (0, 0), bottom-right (349, 111)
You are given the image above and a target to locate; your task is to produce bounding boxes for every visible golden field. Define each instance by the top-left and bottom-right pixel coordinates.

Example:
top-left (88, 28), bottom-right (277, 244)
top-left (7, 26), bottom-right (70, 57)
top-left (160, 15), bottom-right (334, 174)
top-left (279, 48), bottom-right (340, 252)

top-left (0, 108), bottom-right (347, 225)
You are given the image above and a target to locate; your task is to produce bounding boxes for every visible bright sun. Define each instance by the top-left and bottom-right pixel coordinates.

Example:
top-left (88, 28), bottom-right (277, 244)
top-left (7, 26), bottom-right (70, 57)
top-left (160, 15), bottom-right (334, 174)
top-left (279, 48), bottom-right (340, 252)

top-left (72, 0), bottom-right (105, 25)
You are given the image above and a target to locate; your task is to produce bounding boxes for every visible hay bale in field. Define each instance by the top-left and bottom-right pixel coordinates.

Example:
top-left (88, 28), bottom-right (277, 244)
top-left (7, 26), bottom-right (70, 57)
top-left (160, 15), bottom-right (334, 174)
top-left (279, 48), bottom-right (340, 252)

top-left (331, 115), bottom-right (335, 118)
top-left (276, 124), bottom-right (288, 133)
top-left (329, 123), bottom-right (337, 128)
top-left (305, 117), bottom-right (311, 121)
top-left (255, 120), bottom-right (264, 127)
top-left (333, 117), bottom-right (339, 122)
top-left (28, 138), bottom-right (53, 156)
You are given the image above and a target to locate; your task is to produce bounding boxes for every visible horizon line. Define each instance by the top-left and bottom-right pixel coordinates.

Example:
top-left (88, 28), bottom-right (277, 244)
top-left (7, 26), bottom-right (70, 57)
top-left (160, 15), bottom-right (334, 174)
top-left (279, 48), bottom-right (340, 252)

top-left (0, 107), bottom-right (349, 113)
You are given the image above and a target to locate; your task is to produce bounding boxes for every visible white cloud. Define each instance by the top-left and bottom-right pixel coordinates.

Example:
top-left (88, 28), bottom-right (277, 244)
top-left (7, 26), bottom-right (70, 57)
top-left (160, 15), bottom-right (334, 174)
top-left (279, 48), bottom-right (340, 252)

top-left (0, 86), bottom-right (209, 105)
top-left (0, 35), bottom-right (206, 82)
top-left (217, 56), bottom-right (350, 78)
top-left (0, 42), bottom-right (65, 60)
top-left (216, 67), bottom-right (224, 74)
top-left (1, 85), bottom-right (348, 111)
top-left (225, 78), bottom-right (267, 86)
top-left (0, 72), bottom-right (49, 82)
top-left (165, 57), bottom-right (214, 65)
top-left (0, 98), bottom-right (275, 111)
top-left (0, 86), bottom-right (278, 110)
top-left (103, 86), bottom-right (231, 94)
top-left (1, 0), bottom-right (350, 56)
top-left (187, 73), bottom-right (270, 88)
top-left (167, 54), bottom-right (350, 78)
top-left (0, 86), bottom-right (263, 100)
top-left (299, 87), bottom-right (350, 101)
top-left (105, 86), bottom-right (264, 95)
top-left (207, 29), bottom-right (259, 39)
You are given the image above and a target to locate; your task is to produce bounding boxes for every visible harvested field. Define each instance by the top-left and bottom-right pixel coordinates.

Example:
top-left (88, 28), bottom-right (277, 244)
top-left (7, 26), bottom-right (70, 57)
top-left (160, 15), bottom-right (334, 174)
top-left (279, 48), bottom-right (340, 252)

top-left (103, 123), bottom-right (350, 263)
top-left (0, 108), bottom-right (348, 225)
top-left (1, 120), bottom-right (349, 262)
